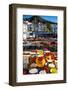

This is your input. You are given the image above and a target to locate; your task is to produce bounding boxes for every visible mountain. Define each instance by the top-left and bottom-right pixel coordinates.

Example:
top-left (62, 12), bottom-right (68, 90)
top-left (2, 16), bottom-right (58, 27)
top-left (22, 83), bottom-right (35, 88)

top-left (23, 16), bottom-right (57, 24)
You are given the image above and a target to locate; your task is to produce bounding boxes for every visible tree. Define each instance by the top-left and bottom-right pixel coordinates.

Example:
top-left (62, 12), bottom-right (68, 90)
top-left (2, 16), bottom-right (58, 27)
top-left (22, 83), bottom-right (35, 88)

top-left (47, 23), bottom-right (52, 32)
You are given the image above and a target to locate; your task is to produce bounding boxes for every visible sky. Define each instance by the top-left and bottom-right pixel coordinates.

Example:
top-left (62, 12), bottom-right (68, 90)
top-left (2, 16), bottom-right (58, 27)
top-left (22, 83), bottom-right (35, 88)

top-left (23, 15), bottom-right (57, 23)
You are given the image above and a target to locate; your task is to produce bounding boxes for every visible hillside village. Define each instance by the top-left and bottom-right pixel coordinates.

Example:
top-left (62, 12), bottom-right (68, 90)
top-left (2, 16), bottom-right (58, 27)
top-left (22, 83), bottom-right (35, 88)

top-left (23, 16), bottom-right (57, 75)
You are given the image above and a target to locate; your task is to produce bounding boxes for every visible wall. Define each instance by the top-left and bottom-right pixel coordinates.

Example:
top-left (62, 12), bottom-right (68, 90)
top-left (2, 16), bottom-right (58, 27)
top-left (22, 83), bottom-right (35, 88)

top-left (0, 0), bottom-right (68, 90)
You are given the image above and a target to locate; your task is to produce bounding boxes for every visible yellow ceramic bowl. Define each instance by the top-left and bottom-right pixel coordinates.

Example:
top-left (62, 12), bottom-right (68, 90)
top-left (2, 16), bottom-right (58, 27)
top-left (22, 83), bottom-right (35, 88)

top-left (50, 67), bottom-right (57, 73)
